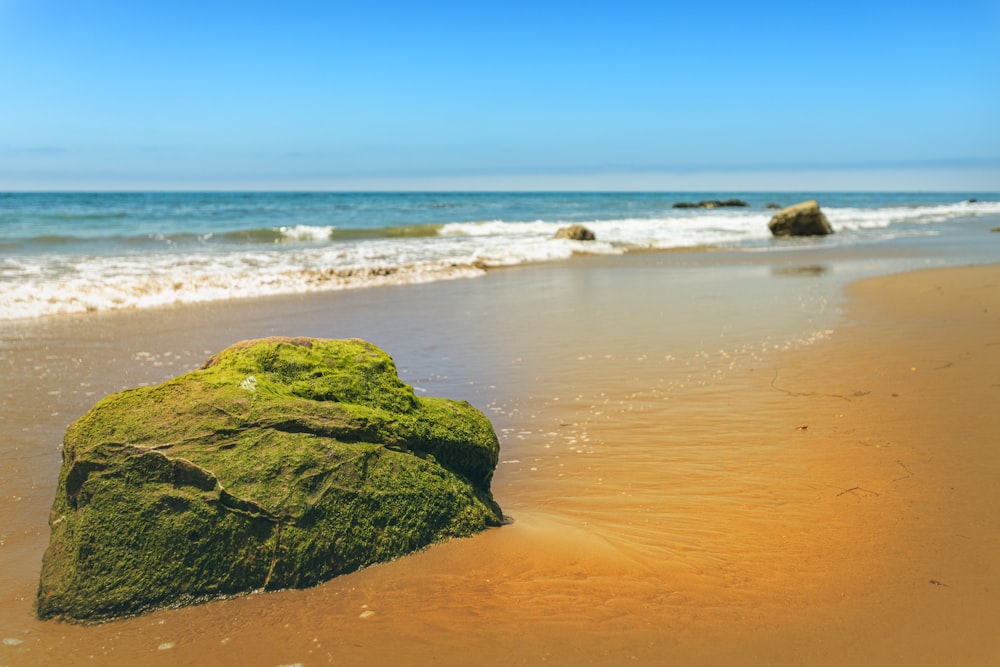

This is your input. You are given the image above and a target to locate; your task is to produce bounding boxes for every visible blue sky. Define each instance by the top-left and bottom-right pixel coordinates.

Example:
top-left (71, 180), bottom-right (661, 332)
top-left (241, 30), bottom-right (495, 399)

top-left (1, 0), bottom-right (998, 190)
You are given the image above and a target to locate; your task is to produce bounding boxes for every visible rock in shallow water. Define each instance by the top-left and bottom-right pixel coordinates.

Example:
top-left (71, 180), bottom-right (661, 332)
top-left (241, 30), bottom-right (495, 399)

top-left (554, 224), bottom-right (596, 241)
top-left (767, 200), bottom-right (834, 237)
top-left (672, 199), bottom-right (749, 209)
top-left (37, 337), bottom-right (503, 622)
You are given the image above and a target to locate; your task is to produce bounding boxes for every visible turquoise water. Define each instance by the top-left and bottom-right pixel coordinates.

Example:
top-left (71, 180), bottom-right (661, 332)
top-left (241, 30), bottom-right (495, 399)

top-left (2, 192), bottom-right (996, 246)
top-left (1, 191), bottom-right (997, 319)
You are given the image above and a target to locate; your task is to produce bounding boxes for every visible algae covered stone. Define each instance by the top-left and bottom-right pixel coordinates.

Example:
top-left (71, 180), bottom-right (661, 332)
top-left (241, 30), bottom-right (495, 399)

top-left (37, 337), bottom-right (503, 622)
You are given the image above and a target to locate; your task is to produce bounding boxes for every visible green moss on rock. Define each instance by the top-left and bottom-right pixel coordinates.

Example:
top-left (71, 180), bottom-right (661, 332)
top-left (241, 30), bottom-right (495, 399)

top-left (38, 337), bottom-right (503, 622)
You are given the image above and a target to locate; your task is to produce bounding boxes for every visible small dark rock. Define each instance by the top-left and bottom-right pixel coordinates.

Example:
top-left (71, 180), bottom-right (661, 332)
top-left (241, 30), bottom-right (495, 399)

top-left (673, 199), bottom-right (748, 209)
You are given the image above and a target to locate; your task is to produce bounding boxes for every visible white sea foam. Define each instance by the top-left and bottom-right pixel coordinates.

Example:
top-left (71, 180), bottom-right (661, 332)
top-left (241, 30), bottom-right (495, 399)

top-left (0, 248), bottom-right (491, 320)
top-left (826, 200), bottom-right (1000, 229)
top-left (439, 213), bottom-right (773, 250)
top-left (1, 200), bottom-right (996, 321)
top-left (277, 224), bottom-right (335, 242)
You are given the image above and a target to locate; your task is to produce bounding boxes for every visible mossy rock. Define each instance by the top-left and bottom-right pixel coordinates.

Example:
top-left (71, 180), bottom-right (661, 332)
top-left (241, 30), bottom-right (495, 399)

top-left (37, 337), bottom-right (503, 622)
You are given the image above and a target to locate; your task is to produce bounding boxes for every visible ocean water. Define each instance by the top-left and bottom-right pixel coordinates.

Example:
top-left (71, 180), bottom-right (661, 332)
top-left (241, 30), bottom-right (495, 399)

top-left (1, 191), bottom-right (998, 320)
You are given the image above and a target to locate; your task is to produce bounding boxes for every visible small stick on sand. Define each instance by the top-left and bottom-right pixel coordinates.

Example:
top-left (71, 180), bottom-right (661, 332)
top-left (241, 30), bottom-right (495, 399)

top-left (837, 486), bottom-right (880, 499)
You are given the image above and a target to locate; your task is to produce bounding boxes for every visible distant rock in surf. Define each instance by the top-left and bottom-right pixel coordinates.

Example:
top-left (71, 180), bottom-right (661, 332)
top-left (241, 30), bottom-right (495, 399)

top-left (672, 199), bottom-right (749, 209)
top-left (554, 224), bottom-right (596, 241)
top-left (37, 337), bottom-right (503, 622)
top-left (767, 200), bottom-right (834, 237)
top-left (764, 203), bottom-right (782, 210)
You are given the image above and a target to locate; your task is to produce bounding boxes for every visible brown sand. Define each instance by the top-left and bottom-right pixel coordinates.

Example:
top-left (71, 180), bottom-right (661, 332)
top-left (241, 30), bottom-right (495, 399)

top-left (1, 256), bottom-right (998, 665)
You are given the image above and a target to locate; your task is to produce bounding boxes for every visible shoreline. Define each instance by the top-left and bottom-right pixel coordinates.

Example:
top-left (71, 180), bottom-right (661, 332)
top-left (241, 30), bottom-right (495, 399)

top-left (1, 250), bottom-right (998, 665)
top-left (3, 193), bottom-right (999, 323)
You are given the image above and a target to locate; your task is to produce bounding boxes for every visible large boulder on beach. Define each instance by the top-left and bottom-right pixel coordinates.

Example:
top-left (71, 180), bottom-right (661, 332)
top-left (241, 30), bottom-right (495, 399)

top-left (37, 337), bottom-right (503, 622)
top-left (768, 200), bottom-right (834, 237)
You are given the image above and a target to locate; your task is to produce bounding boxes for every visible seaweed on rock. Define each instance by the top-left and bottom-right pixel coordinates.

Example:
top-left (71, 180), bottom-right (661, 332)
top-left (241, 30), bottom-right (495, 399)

top-left (37, 337), bottom-right (503, 622)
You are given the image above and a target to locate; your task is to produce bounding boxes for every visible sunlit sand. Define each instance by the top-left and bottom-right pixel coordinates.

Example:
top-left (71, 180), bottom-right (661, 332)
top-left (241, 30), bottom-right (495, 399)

top-left (1, 254), bottom-right (998, 665)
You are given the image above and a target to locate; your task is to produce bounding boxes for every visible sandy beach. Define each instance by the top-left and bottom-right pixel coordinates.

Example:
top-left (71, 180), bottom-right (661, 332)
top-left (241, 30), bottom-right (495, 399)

top-left (1, 248), bottom-right (999, 665)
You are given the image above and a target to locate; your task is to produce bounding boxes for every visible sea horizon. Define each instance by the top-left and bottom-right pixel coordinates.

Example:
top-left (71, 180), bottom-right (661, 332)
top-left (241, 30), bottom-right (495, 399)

top-left (3, 188), bottom-right (997, 194)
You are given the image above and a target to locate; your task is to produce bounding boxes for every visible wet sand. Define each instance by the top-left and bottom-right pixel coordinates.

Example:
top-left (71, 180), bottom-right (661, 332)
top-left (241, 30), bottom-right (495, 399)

top-left (1, 251), bottom-right (999, 665)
